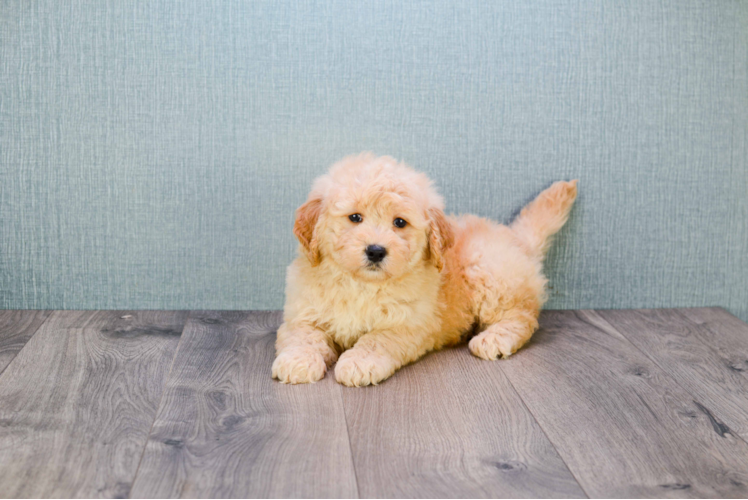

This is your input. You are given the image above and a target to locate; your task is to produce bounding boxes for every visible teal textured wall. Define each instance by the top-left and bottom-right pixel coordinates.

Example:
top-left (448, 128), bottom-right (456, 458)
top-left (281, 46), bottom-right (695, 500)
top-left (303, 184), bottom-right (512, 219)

top-left (2, 1), bottom-right (747, 319)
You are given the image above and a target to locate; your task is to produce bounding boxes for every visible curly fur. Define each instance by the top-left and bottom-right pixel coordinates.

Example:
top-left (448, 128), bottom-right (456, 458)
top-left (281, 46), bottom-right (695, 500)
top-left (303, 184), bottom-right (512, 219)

top-left (272, 153), bottom-right (578, 386)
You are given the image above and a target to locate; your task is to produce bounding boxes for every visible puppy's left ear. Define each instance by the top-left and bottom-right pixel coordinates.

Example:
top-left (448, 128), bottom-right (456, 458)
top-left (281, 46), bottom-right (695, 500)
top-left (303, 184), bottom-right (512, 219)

top-left (427, 208), bottom-right (454, 272)
top-left (293, 197), bottom-right (323, 266)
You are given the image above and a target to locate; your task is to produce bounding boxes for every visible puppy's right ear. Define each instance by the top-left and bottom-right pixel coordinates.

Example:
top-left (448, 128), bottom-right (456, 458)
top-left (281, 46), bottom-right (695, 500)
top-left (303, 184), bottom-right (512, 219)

top-left (293, 197), bottom-right (323, 266)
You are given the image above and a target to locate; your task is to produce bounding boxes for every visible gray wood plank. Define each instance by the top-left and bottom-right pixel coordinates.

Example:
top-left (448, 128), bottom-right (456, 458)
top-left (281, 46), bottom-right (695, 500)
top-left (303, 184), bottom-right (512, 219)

top-left (678, 307), bottom-right (748, 375)
top-left (341, 346), bottom-right (587, 498)
top-left (0, 310), bottom-right (52, 375)
top-left (499, 310), bottom-right (748, 498)
top-left (129, 311), bottom-right (358, 499)
top-left (0, 310), bottom-right (187, 498)
top-left (596, 308), bottom-right (748, 441)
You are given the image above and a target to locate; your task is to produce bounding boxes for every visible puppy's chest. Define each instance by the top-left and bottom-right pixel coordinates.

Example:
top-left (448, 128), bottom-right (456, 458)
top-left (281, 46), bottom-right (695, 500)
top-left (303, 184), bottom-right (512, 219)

top-left (316, 288), bottom-right (421, 349)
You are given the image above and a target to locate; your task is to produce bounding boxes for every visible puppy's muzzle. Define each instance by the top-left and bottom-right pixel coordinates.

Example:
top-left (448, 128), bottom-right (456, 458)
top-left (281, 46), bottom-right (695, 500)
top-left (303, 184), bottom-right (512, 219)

top-left (365, 245), bottom-right (387, 264)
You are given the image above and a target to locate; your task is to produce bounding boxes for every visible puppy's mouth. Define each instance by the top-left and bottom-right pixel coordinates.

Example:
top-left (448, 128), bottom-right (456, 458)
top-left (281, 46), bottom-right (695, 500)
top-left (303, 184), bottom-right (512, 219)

top-left (361, 261), bottom-right (389, 277)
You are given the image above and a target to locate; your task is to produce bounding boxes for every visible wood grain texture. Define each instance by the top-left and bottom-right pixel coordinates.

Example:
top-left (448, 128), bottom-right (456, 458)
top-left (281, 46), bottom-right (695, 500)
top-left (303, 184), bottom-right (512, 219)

top-left (677, 307), bottom-right (748, 375)
top-left (0, 310), bottom-right (51, 375)
top-left (341, 346), bottom-right (586, 498)
top-left (3, 307), bottom-right (748, 498)
top-left (0, 310), bottom-right (187, 498)
top-left (129, 311), bottom-right (358, 499)
top-left (596, 308), bottom-right (748, 441)
top-left (499, 310), bottom-right (748, 498)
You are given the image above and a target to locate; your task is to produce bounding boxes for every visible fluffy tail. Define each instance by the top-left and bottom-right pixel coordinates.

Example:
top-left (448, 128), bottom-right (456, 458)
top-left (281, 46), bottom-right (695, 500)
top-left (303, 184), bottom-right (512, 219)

top-left (510, 180), bottom-right (578, 258)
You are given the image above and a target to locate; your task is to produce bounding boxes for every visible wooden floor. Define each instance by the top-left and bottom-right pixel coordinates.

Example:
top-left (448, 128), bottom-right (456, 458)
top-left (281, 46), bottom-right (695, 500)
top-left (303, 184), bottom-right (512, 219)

top-left (0, 309), bottom-right (747, 498)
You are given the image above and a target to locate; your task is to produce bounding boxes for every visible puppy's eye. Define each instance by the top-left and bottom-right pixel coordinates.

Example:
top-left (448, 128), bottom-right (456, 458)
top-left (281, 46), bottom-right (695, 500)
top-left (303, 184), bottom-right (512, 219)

top-left (349, 214), bottom-right (363, 223)
top-left (393, 218), bottom-right (407, 228)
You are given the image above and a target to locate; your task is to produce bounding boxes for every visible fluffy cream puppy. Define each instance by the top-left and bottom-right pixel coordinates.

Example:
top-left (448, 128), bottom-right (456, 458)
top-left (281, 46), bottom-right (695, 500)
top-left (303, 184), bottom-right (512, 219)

top-left (272, 153), bottom-right (577, 387)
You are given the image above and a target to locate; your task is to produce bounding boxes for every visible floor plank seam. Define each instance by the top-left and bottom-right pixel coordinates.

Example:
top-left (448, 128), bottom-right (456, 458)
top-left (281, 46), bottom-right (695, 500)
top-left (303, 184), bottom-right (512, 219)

top-left (339, 388), bottom-right (363, 499)
top-left (0, 311), bottom-right (54, 380)
top-left (494, 363), bottom-right (592, 499)
top-left (127, 311), bottom-right (191, 499)
top-left (588, 311), bottom-right (748, 450)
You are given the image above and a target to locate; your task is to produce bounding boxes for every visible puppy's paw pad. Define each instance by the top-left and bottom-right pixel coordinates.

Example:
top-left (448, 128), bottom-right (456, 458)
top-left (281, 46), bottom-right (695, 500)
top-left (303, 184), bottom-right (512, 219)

top-left (469, 331), bottom-right (520, 360)
top-left (272, 349), bottom-right (327, 384)
top-left (335, 351), bottom-right (394, 387)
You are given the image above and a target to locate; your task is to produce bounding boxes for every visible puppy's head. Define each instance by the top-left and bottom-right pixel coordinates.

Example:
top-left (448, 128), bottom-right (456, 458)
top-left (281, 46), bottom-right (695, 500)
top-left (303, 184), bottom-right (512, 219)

top-left (294, 153), bottom-right (453, 280)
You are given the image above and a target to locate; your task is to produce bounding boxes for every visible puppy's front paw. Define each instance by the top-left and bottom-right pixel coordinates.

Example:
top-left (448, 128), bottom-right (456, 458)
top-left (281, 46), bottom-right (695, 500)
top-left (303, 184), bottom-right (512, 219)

top-left (469, 329), bottom-right (523, 360)
top-left (272, 348), bottom-right (327, 384)
top-left (335, 349), bottom-right (396, 387)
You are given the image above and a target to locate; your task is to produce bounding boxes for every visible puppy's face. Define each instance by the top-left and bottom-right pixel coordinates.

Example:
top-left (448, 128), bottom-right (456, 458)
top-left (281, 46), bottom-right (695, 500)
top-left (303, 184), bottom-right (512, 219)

top-left (321, 192), bottom-right (429, 280)
top-left (294, 155), bottom-right (453, 280)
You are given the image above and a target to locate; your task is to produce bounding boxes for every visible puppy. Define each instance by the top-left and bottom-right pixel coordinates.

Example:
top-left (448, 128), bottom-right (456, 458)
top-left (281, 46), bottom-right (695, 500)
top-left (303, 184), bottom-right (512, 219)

top-left (272, 153), bottom-right (577, 387)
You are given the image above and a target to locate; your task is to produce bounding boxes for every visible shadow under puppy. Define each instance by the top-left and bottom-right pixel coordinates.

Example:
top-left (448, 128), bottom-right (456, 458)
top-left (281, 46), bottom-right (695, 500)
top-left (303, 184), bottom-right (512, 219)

top-left (273, 153), bottom-right (578, 387)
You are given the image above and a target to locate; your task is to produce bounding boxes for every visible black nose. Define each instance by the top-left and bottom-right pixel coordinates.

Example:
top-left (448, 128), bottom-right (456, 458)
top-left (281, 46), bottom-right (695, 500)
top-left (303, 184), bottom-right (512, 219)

top-left (365, 245), bottom-right (387, 263)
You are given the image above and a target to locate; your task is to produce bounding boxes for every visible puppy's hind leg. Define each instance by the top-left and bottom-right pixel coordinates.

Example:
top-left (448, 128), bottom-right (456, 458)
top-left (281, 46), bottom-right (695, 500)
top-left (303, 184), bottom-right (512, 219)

top-left (468, 309), bottom-right (539, 360)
